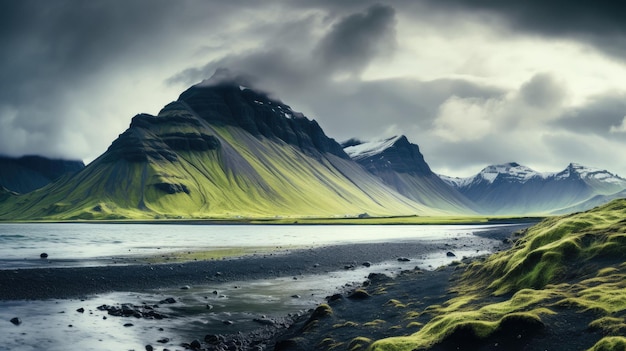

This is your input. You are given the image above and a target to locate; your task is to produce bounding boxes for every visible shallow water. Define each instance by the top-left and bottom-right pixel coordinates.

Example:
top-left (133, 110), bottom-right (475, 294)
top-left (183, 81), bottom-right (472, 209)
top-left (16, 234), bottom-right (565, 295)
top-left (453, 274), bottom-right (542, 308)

top-left (0, 223), bottom-right (500, 269)
top-left (0, 223), bottom-right (522, 351)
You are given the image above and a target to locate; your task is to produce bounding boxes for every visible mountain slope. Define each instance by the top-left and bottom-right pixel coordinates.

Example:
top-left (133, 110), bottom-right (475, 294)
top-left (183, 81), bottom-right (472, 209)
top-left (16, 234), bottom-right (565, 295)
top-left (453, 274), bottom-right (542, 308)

top-left (441, 162), bottom-right (626, 215)
top-left (0, 78), bottom-right (440, 220)
top-left (344, 136), bottom-right (476, 214)
top-left (0, 155), bottom-right (85, 194)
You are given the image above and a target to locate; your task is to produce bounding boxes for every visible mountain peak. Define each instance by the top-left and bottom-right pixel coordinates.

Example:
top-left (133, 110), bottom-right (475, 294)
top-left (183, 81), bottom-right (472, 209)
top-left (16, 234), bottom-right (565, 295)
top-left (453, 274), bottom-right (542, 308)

top-left (174, 71), bottom-right (348, 159)
top-left (344, 135), bottom-right (432, 176)
top-left (479, 162), bottom-right (542, 184)
top-left (556, 163), bottom-right (626, 185)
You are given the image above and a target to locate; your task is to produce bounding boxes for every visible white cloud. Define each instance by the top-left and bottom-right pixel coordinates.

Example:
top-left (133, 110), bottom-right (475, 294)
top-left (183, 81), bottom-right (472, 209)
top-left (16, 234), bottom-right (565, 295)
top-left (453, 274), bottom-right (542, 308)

top-left (432, 96), bottom-right (498, 142)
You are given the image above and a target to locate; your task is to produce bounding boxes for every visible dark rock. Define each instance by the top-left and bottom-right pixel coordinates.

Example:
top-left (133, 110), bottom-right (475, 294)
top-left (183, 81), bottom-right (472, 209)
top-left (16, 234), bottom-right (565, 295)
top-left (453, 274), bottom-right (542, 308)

top-left (253, 317), bottom-right (275, 326)
top-left (160, 297), bottom-right (176, 304)
top-left (347, 135), bottom-right (432, 176)
top-left (39, 253), bottom-right (48, 259)
top-left (397, 257), bottom-right (411, 262)
top-left (291, 294), bottom-right (301, 299)
top-left (178, 71), bottom-right (350, 159)
top-left (10, 317), bottom-right (21, 326)
top-left (154, 182), bottom-right (190, 195)
top-left (223, 320), bottom-right (234, 325)
top-left (347, 289), bottom-right (370, 300)
top-left (204, 334), bottom-right (222, 344)
top-left (76, 307), bottom-right (85, 313)
top-left (157, 338), bottom-right (170, 343)
top-left (446, 251), bottom-right (456, 257)
top-left (190, 339), bottom-right (202, 349)
top-left (327, 293), bottom-right (343, 302)
top-left (145, 345), bottom-right (154, 351)
top-left (362, 261), bottom-right (372, 267)
top-left (123, 323), bottom-right (133, 327)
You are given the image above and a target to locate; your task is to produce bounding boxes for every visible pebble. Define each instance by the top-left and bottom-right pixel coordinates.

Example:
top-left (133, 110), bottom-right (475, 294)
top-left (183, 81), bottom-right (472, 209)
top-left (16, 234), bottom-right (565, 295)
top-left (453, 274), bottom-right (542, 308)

top-left (10, 317), bottom-right (21, 326)
top-left (76, 307), bottom-right (85, 313)
top-left (40, 253), bottom-right (48, 259)
top-left (446, 251), bottom-right (456, 257)
top-left (190, 339), bottom-right (202, 349)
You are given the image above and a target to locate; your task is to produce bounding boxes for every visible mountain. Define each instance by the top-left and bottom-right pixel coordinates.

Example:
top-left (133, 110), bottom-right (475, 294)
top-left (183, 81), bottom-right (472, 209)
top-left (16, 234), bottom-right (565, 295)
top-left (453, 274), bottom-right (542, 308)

top-left (441, 162), bottom-right (626, 215)
top-left (0, 155), bottom-right (85, 194)
top-left (343, 136), bottom-right (475, 213)
top-left (0, 73), bottom-right (450, 220)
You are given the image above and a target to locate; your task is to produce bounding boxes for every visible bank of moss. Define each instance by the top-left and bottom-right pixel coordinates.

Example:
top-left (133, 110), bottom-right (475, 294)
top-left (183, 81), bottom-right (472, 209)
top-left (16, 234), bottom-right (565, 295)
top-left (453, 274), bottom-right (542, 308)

top-left (370, 199), bottom-right (626, 351)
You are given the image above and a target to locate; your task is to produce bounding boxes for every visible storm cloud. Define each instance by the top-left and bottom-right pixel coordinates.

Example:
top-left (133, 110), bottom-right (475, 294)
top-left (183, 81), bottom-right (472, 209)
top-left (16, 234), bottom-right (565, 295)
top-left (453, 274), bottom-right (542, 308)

top-left (1, 0), bottom-right (625, 178)
top-left (420, 0), bottom-right (626, 59)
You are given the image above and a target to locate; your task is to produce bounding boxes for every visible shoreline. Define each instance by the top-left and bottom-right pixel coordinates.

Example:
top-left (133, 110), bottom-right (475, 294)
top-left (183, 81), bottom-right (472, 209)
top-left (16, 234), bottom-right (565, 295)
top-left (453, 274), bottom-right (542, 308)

top-left (1, 225), bottom-right (528, 351)
top-left (0, 240), bottom-right (492, 301)
top-left (0, 216), bottom-right (544, 226)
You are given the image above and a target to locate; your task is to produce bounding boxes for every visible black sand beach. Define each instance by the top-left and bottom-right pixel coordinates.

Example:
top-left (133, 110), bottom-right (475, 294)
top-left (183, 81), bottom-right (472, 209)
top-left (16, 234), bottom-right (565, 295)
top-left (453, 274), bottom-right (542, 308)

top-left (1, 225), bottom-right (528, 350)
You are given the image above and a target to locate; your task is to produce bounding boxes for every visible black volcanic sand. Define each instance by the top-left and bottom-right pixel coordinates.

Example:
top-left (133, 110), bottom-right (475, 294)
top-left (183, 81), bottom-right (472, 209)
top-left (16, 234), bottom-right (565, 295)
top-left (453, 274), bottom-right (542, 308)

top-left (0, 225), bottom-right (525, 301)
top-left (0, 224), bottom-right (533, 350)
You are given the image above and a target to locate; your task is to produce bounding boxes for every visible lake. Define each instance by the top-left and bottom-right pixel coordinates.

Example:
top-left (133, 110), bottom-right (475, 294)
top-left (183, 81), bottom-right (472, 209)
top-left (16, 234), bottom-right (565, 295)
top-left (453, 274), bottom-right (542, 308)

top-left (0, 223), bottom-right (528, 351)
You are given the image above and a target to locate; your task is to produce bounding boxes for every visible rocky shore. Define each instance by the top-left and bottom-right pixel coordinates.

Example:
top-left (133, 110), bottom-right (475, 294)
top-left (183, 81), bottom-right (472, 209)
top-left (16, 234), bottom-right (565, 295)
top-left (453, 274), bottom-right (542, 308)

top-left (2, 225), bottom-right (528, 350)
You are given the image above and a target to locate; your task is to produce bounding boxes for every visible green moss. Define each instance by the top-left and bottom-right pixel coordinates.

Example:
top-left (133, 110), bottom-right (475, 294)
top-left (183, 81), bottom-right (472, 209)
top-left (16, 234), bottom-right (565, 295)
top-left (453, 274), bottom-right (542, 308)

top-left (318, 338), bottom-right (343, 350)
top-left (587, 337), bottom-right (626, 351)
top-left (386, 299), bottom-right (407, 308)
top-left (348, 337), bottom-right (372, 351)
top-left (140, 246), bottom-right (281, 264)
top-left (371, 200), bottom-right (626, 351)
top-left (333, 321), bottom-right (359, 328)
top-left (588, 317), bottom-right (626, 334)
top-left (364, 319), bottom-right (386, 328)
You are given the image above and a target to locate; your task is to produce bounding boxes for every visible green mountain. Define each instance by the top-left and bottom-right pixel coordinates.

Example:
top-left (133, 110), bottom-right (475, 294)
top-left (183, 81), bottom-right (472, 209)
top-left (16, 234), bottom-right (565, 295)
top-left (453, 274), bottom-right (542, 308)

top-left (0, 76), bottom-right (456, 220)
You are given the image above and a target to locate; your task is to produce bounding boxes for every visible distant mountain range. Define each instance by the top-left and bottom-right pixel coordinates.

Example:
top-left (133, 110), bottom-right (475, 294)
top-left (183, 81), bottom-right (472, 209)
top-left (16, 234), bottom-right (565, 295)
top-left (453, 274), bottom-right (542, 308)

top-left (440, 162), bottom-right (626, 215)
top-left (0, 155), bottom-right (84, 194)
top-left (0, 71), bottom-right (624, 220)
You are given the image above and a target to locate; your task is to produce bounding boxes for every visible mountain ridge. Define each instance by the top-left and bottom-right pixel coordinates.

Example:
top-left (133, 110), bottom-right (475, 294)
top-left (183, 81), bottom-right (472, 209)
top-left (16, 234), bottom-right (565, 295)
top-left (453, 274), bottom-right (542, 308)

top-left (0, 155), bottom-right (85, 194)
top-left (440, 162), bottom-right (626, 215)
top-left (343, 136), bottom-right (476, 213)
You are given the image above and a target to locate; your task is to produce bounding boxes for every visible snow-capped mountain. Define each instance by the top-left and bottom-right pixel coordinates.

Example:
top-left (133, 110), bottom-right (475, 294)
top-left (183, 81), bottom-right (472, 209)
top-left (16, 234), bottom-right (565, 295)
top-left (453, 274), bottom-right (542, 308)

top-left (344, 136), bottom-right (476, 214)
top-left (441, 162), bottom-right (545, 188)
top-left (441, 162), bottom-right (626, 215)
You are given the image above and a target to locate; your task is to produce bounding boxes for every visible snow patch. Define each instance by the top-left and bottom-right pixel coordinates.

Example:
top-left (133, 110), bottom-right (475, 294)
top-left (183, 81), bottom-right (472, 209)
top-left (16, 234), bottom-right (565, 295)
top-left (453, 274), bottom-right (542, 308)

top-left (344, 136), bottom-right (403, 160)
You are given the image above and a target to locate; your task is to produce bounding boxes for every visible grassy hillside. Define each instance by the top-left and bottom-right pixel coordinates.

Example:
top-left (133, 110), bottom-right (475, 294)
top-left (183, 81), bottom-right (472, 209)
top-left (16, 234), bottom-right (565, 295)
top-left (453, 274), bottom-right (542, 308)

top-left (0, 123), bottom-right (444, 220)
top-left (370, 198), bottom-right (626, 350)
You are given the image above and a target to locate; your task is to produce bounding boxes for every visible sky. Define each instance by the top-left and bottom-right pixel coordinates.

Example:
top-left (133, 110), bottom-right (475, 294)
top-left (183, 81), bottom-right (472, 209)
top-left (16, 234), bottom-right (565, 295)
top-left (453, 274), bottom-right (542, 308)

top-left (1, 0), bottom-right (626, 178)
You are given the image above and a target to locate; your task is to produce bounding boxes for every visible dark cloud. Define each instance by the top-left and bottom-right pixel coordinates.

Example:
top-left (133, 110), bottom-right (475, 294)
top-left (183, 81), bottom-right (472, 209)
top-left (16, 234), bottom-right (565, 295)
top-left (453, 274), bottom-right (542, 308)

top-left (0, 0), bottom-right (243, 158)
top-left (313, 4), bottom-right (397, 75)
top-left (519, 73), bottom-right (566, 109)
top-left (421, 1), bottom-right (626, 59)
top-left (552, 93), bottom-right (626, 140)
